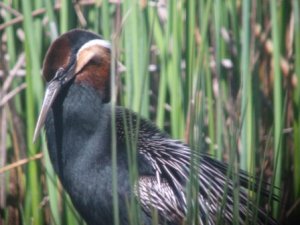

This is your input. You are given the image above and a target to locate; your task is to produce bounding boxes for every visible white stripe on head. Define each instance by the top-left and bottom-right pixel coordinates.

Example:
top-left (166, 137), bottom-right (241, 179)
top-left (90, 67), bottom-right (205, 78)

top-left (77, 39), bottom-right (111, 57)
top-left (75, 39), bottom-right (111, 74)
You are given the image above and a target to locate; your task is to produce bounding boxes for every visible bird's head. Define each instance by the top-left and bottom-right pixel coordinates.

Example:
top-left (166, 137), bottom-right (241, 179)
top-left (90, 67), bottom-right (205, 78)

top-left (33, 29), bottom-right (111, 142)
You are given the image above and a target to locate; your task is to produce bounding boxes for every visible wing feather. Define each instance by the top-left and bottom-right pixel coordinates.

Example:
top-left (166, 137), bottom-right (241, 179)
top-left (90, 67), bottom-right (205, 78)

top-left (116, 107), bottom-right (278, 225)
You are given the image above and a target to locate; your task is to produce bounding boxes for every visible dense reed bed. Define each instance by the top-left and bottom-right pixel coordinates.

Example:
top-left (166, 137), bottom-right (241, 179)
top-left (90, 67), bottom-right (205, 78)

top-left (0, 0), bottom-right (299, 224)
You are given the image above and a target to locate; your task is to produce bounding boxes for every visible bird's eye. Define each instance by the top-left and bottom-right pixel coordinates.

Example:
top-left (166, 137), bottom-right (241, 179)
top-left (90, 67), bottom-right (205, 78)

top-left (52, 67), bottom-right (65, 81)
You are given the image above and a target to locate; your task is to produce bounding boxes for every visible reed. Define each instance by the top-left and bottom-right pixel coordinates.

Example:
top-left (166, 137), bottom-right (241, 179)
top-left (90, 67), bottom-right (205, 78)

top-left (0, 0), bottom-right (298, 224)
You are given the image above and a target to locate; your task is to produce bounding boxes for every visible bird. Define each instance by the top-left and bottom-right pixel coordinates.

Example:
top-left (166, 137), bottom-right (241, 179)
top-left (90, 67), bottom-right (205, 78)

top-left (33, 29), bottom-right (278, 225)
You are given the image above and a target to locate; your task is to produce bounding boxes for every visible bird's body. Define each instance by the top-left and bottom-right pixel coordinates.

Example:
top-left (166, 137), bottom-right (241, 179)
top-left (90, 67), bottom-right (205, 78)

top-left (44, 83), bottom-right (154, 225)
top-left (34, 29), bottom-right (278, 225)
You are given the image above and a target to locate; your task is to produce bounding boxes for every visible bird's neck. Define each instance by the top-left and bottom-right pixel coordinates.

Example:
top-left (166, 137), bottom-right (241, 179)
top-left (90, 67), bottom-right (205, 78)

top-left (45, 83), bottom-right (111, 179)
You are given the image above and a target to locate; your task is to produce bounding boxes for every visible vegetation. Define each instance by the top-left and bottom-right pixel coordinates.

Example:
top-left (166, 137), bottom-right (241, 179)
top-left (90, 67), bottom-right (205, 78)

top-left (0, 0), bottom-right (299, 224)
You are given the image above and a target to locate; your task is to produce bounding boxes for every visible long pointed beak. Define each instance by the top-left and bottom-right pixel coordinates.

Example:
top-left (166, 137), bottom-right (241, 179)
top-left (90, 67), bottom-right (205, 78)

top-left (33, 79), bottom-right (61, 142)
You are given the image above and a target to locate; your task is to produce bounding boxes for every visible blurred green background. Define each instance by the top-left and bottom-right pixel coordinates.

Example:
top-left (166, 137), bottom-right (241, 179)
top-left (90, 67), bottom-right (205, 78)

top-left (0, 0), bottom-right (299, 224)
